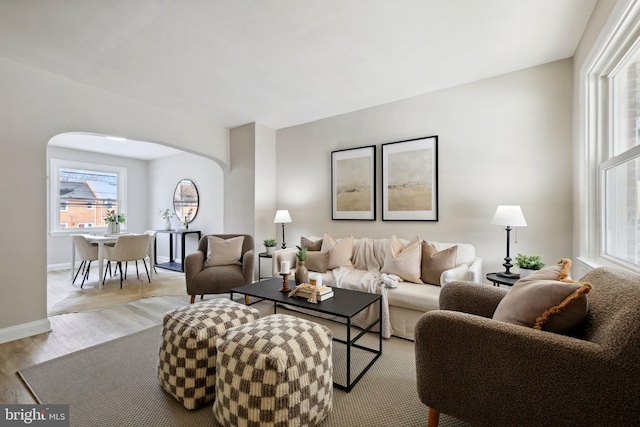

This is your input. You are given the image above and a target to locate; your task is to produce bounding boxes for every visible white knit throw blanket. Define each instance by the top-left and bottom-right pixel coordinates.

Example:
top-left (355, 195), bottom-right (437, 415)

top-left (332, 266), bottom-right (393, 339)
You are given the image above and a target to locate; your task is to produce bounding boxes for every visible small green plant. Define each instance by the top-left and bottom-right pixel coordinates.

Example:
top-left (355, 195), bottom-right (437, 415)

top-left (295, 246), bottom-right (307, 262)
top-left (515, 254), bottom-right (545, 270)
top-left (157, 208), bottom-right (175, 220)
top-left (104, 210), bottom-right (126, 224)
top-left (263, 238), bottom-right (277, 247)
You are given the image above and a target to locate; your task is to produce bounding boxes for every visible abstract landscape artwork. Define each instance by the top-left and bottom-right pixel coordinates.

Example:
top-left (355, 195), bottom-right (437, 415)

top-left (382, 136), bottom-right (438, 221)
top-left (331, 145), bottom-right (376, 220)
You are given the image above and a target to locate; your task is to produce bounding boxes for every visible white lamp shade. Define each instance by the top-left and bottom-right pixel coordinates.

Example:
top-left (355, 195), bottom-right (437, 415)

top-left (274, 210), bottom-right (292, 223)
top-left (491, 205), bottom-right (527, 227)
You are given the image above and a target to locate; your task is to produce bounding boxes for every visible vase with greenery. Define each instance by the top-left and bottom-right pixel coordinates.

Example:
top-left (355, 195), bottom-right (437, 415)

top-left (294, 246), bottom-right (308, 285)
top-left (263, 238), bottom-right (277, 255)
top-left (515, 254), bottom-right (545, 278)
top-left (104, 210), bottom-right (126, 234)
top-left (157, 208), bottom-right (175, 230)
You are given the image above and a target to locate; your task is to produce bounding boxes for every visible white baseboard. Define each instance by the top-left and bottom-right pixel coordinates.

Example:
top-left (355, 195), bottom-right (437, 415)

top-left (48, 262), bottom-right (71, 272)
top-left (0, 318), bottom-right (52, 345)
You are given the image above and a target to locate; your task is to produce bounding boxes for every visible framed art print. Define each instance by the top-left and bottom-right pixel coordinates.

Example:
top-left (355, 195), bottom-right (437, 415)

top-left (382, 136), bottom-right (438, 221)
top-left (331, 145), bottom-right (376, 220)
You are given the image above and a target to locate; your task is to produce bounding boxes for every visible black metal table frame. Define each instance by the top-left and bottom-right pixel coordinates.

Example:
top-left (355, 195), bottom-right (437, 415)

top-left (230, 281), bottom-right (382, 392)
top-left (154, 229), bottom-right (201, 272)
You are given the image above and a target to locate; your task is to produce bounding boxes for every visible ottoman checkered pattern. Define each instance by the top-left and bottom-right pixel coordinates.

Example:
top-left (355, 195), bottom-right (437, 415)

top-left (158, 299), bottom-right (260, 410)
top-left (213, 314), bottom-right (333, 427)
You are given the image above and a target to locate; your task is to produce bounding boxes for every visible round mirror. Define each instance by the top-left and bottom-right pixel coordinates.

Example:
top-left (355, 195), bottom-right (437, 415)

top-left (173, 179), bottom-right (199, 223)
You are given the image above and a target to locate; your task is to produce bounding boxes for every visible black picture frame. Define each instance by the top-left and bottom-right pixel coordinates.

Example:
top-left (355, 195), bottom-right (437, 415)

top-left (381, 136), bottom-right (438, 221)
top-left (331, 145), bottom-right (376, 220)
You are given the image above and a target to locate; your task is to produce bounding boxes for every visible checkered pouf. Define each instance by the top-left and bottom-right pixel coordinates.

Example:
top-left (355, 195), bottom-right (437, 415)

top-left (157, 299), bottom-right (260, 410)
top-left (213, 314), bottom-right (333, 427)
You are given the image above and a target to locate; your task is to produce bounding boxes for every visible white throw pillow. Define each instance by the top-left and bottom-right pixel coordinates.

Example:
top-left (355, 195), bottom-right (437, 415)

top-left (381, 235), bottom-right (423, 284)
top-left (204, 235), bottom-right (244, 267)
top-left (320, 233), bottom-right (354, 269)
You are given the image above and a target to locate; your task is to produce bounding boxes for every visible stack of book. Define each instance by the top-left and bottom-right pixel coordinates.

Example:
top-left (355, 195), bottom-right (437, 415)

top-left (293, 284), bottom-right (334, 301)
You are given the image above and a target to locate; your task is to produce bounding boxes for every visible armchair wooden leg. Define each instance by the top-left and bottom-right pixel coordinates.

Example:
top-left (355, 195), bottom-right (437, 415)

top-left (200, 294), bottom-right (204, 300)
top-left (190, 295), bottom-right (195, 304)
top-left (245, 295), bottom-right (249, 305)
top-left (428, 408), bottom-right (440, 427)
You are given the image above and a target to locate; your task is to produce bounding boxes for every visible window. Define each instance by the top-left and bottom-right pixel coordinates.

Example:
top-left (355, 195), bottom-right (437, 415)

top-left (583, 0), bottom-right (640, 272)
top-left (50, 159), bottom-right (127, 233)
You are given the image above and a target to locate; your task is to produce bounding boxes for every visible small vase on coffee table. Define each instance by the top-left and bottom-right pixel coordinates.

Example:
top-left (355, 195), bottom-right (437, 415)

top-left (295, 261), bottom-right (309, 285)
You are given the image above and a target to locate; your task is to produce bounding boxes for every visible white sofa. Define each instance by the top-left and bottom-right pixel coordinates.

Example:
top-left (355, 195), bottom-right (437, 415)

top-left (271, 235), bottom-right (482, 340)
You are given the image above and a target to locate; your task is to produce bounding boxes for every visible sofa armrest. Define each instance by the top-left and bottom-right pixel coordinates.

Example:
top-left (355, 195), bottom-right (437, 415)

top-left (271, 247), bottom-right (298, 277)
top-left (415, 311), bottom-right (613, 426)
top-left (467, 257), bottom-right (482, 283)
top-left (440, 264), bottom-right (469, 285)
top-left (439, 280), bottom-right (507, 318)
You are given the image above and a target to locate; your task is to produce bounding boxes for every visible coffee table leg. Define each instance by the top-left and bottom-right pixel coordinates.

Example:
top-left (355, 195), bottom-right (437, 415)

top-left (346, 317), bottom-right (352, 391)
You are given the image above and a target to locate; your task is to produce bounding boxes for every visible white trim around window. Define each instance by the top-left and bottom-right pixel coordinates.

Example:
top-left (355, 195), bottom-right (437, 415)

top-left (50, 158), bottom-right (127, 235)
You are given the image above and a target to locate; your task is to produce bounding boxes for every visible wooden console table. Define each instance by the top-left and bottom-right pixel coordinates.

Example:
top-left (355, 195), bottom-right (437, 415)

top-left (154, 229), bottom-right (201, 272)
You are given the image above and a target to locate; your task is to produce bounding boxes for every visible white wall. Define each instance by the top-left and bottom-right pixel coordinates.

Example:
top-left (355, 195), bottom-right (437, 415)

top-left (0, 56), bottom-right (228, 341)
top-left (276, 59), bottom-right (574, 280)
top-left (149, 152), bottom-right (224, 259)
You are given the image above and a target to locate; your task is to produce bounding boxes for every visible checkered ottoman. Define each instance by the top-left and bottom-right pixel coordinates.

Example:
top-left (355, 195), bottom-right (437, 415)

top-left (158, 299), bottom-right (260, 410)
top-left (213, 314), bottom-right (333, 427)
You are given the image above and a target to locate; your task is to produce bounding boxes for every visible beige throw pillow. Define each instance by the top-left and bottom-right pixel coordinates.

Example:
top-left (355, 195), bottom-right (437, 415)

top-left (304, 251), bottom-right (330, 273)
top-left (301, 237), bottom-right (323, 251)
top-left (381, 235), bottom-right (423, 284)
top-left (204, 235), bottom-right (244, 268)
top-left (421, 242), bottom-right (457, 286)
top-left (320, 233), bottom-right (354, 269)
top-left (493, 259), bottom-right (592, 333)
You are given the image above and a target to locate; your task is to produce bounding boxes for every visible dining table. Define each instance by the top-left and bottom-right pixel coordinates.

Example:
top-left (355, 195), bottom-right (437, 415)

top-left (70, 233), bottom-right (155, 290)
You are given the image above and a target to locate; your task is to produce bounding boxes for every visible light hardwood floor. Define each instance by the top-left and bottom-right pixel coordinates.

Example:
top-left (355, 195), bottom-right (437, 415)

top-left (0, 270), bottom-right (193, 404)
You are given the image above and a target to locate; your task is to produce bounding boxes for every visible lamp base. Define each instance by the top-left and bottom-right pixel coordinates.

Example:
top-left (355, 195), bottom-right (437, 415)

top-left (496, 272), bottom-right (520, 279)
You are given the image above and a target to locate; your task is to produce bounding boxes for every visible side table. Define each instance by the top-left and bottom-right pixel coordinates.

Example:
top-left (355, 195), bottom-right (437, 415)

top-left (258, 252), bottom-right (272, 280)
top-left (154, 229), bottom-right (202, 272)
top-left (486, 272), bottom-right (519, 287)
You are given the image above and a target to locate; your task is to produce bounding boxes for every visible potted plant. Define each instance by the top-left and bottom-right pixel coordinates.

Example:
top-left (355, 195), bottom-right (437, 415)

top-left (263, 238), bottom-right (277, 255)
top-left (157, 208), bottom-right (175, 230)
top-left (104, 210), bottom-right (126, 234)
top-left (515, 254), bottom-right (545, 278)
top-left (294, 246), bottom-right (308, 285)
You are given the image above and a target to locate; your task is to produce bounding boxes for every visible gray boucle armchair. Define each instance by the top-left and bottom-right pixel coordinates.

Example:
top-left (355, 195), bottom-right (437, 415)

top-left (185, 234), bottom-right (254, 304)
top-left (415, 267), bottom-right (640, 427)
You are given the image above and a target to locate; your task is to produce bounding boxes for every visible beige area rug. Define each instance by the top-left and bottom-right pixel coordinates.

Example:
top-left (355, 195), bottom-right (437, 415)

top-left (20, 309), bottom-right (470, 427)
top-left (48, 271), bottom-right (189, 316)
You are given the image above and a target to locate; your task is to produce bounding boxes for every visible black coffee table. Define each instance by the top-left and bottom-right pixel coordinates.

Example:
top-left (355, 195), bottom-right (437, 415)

top-left (230, 278), bottom-right (382, 392)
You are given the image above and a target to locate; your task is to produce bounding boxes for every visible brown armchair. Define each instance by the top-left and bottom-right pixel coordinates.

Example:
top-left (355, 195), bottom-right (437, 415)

top-left (185, 234), bottom-right (254, 304)
top-left (415, 267), bottom-right (640, 427)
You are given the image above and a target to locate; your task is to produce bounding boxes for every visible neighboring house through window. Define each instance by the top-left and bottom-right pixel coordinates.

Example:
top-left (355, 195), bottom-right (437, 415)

top-left (50, 159), bottom-right (127, 233)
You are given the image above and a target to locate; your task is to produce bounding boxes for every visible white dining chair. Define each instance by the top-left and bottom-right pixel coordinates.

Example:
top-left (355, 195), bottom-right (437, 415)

top-left (103, 234), bottom-right (151, 288)
top-left (144, 230), bottom-right (158, 274)
top-left (71, 234), bottom-right (99, 287)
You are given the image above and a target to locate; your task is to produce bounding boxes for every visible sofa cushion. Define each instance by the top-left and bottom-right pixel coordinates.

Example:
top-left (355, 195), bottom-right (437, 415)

top-left (493, 260), bottom-right (593, 333)
top-left (204, 236), bottom-right (244, 267)
top-left (321, 233), bottom-right (354, 269)
top-left (304, 251), bottom-right (330, 273)
top-left (386, 281), bottom-right (441, 312)
top-left (381, 235), bottom-right (423, 284)
top-left (421, 242), bottom-right (457, 286)
top-left (301, 236), bottom-right (323, 251)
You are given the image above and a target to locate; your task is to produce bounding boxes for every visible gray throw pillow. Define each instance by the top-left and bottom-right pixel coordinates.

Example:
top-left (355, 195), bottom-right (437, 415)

top-left (301, 237), bottom-right (323, 251)
top-left (204, 236), bottom-right (244, 268)
top-left (493, 259), bottom-right (592, 333)
top-left (302, 251), bottom-right (329, 273)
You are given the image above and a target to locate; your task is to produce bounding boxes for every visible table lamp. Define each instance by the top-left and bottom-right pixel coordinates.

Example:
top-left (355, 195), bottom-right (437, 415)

top-left (274, 210), bottom-right (292, 249)
top-left (491, 205), bottom-right (527, 278)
